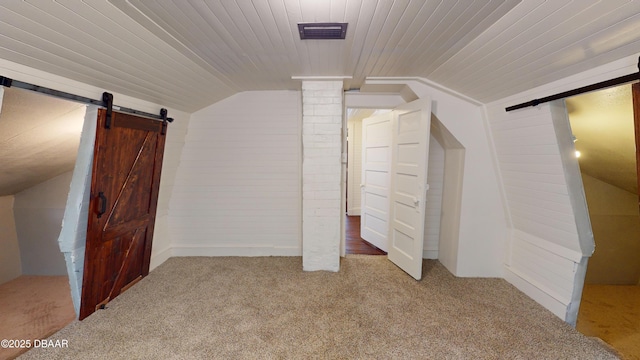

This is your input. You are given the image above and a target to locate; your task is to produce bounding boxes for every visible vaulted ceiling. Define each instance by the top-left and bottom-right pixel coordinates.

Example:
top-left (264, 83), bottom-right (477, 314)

top-left (1, 0), bottom-right (639, 112)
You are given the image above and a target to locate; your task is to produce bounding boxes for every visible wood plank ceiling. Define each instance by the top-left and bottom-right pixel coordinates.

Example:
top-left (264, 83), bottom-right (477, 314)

top-left (0, 0), bottom-right (639, 112)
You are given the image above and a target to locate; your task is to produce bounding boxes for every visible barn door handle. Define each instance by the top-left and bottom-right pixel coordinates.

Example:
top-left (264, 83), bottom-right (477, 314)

top-left (97, 192), bottom-right (107, 218)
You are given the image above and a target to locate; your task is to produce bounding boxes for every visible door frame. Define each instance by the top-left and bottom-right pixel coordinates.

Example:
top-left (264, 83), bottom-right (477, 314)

top-left (341, 100), bottom-right (465, 268)
top-left (342, 106), bottom-right (394, 257)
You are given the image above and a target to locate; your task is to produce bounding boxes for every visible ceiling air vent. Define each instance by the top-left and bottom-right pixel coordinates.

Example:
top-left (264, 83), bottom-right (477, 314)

top-left (298, 23), bottom-right (347, 40)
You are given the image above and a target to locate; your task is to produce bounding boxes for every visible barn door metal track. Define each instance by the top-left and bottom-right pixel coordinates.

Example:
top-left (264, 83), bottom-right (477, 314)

top-left (0, 75), bottom-right (174, 124)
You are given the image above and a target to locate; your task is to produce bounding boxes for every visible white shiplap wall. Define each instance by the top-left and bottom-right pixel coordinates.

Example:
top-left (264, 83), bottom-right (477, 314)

top-left (486, 101), bottom-right (586, 323)
top-left (150, 106), bottom-right (192, 269)
top-left (170, 91), bottom-right (301, 256)
top-left (483, 54), bottom-right (640, 323)
top-left (489, 105), bottom-right (582, 253)
top-left (423, 135), bottom-right (445, 259)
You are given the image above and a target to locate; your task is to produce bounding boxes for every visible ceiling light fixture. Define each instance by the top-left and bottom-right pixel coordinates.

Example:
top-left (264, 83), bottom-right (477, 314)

top-left (298, 23), bottom-right (348, 40)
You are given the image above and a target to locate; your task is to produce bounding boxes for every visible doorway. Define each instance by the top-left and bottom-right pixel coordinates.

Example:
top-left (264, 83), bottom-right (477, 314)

top-left (567, 84), bottom-right (640, 358)
top-left (0, 87), bottom-right (81, 358)
top-left (345, 108), bottom-right (389, 255)
top-left (343, 105), bottom-right (465, 269)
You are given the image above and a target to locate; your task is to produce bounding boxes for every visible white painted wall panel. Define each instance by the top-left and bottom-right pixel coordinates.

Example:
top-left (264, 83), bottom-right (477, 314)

top-left (152, 107), bottom-right (192, 269)
top-left (511, 231), bottom-right (575, 301)
top-left (486, 102), bottom-right (583, 322)
top-left (489, 103), bottom-right (581, 254)
top-left (14, 171), bottom-right (73, 275)
top-left (58, 106), bottom-right (96, 316)
top-left (504, 231), bottom-right (578, 319)
top-left (170, 91), bottom-right (301, 256)
top-left (424, 136), bottom-right (444, 259)
top-left (582, 174), bottom-right (640, 284)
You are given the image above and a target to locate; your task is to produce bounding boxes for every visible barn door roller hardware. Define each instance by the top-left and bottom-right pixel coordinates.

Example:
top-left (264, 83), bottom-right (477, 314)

top-left (160, 108), bottom-right (168, 135)
top-left (0, 75), bottom-right (175, 124)
top-left (103, 92), bottom-right (114, 129)
top-left (506, 56), bottom-right (640, 112)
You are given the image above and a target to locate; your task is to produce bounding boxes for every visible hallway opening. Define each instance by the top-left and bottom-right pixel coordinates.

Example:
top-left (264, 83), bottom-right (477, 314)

top-left (566, 84), bottom-right (640, 359)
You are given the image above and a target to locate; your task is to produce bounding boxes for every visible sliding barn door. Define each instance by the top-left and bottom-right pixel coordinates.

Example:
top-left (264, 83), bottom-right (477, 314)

top-left (387, 98), bottom-right (432, 280)
top-left (360, 112), bottom-right (393, 252)
top-left (80, 109), bottom-right (167, 320)
top-left (633, 83), bottom-right (640, 212)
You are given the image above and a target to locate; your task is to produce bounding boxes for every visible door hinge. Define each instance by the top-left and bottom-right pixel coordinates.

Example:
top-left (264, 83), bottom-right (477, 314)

top-left (103, 92), bottom-right (114, 129)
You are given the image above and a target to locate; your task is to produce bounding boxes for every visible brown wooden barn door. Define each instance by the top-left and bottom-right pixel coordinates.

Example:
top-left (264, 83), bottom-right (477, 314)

top-left (79, 108), bottom-right (167, 320)
top-left (633, 83), bottom-right (640, 212)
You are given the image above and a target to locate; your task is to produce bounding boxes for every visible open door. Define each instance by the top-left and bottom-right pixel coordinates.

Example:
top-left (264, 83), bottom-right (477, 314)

top-left (79, 109), bottom-right (167, 320)
top-left (360, 112), bottom-right (393, 252)
top-left (387, 98), bottom-right (432, 280)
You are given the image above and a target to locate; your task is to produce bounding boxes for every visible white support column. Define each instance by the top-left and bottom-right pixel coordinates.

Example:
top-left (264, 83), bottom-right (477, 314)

top-left (301, 80), bottom-right (344, 272)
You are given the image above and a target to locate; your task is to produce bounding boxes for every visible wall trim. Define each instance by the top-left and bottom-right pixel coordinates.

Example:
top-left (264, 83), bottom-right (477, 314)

top-left (515, 229), bottom-right (583, 263)
top-left (365, 77), bottom-right (483, 106)
top-left (504, 265), bottom-right (567, 320)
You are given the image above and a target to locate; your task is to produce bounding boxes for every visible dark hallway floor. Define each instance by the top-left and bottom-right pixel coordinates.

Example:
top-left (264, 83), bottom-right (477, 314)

top-left (345, 215), bottom-right (386, 255)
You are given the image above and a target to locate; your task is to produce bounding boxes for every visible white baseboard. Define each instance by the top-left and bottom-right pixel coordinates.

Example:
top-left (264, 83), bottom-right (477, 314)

top-left (504, 265), bottom-right (567, 321)
top-left (171, 245), bottom-right (302, 257)
top-left (149, 247), bottom-right (172, 271)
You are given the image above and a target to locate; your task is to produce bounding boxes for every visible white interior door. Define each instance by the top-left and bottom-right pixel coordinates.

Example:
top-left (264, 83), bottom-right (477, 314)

top-left (360, 112), bottom-right (392, 252)
top-left (387, 98), bottom-right (432, 280)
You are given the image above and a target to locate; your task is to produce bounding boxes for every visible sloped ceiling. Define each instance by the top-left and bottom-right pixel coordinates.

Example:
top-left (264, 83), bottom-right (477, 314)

top-left (566, 85), bottom-right (638, 195)
top-left (0, 87), bottom-right (85, 196)
top-left (1, 0), bottom-right (640, 113)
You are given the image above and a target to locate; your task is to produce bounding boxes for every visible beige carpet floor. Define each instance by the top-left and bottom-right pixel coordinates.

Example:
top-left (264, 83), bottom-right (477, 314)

top-left (577, 284), bottom-right (640, 360)
top-left (19, 256), bottom-right (620, 359)
top-left (0, 276), bottom-right (75, 360)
